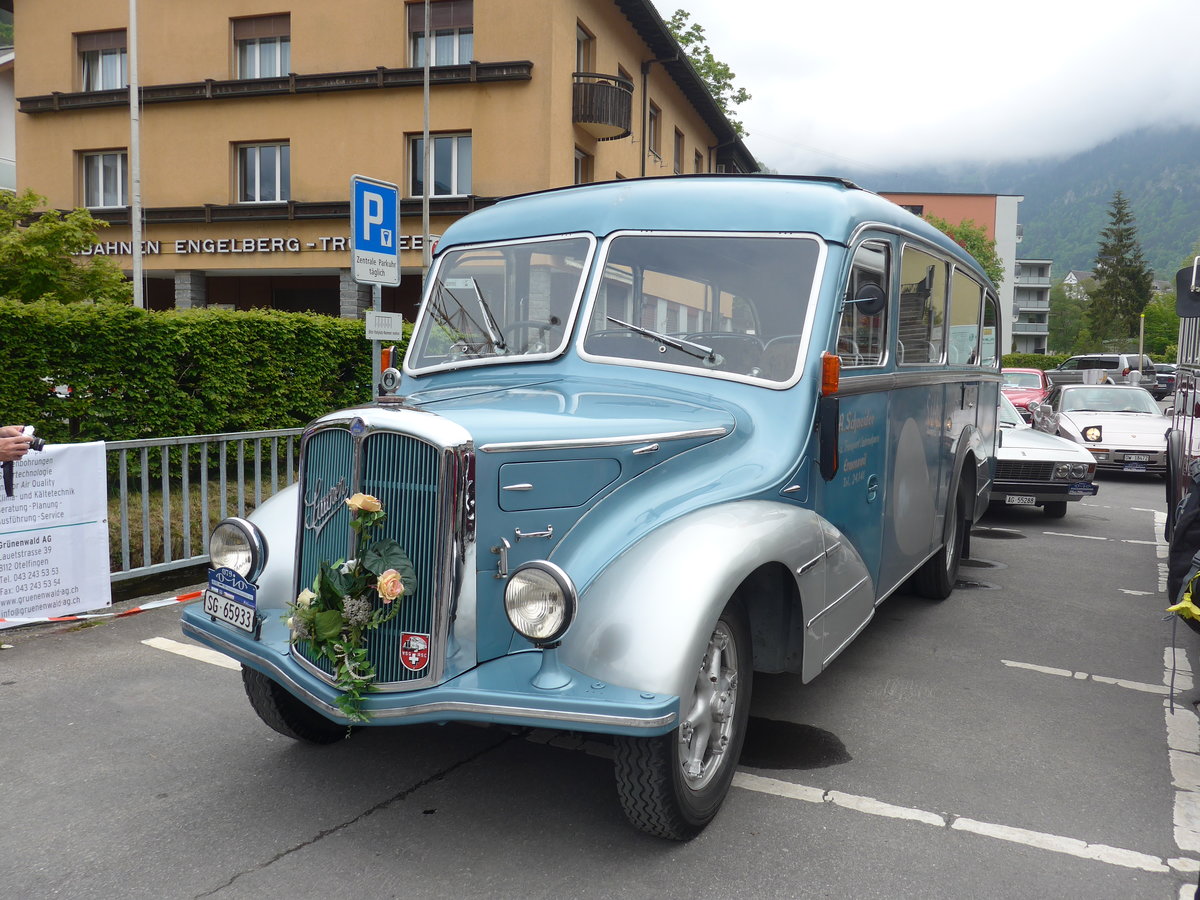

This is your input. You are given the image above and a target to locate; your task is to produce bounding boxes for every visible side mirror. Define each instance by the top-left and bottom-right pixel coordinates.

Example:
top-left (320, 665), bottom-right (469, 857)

top-left (847, 283), bottom-right (887, 317)
top-left (1178, 258), bottom-right (1200, 318)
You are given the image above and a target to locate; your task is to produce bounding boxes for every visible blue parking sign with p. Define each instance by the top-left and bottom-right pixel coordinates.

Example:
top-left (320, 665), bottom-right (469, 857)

top-left (351, 175), bottom-right (400, 286)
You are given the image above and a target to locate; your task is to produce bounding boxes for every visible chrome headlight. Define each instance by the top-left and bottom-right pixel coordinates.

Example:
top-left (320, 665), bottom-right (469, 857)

top-left (209, 517), bottom-right (267, 582)
top-left (1069, 463), bottom-right (1092, 479)
top-left (504, 561), bottom-right (577, 645)
top-left (1053, 463), bottom-right (1071, 480)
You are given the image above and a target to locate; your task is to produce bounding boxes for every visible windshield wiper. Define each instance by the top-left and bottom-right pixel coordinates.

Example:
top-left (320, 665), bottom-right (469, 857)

top-left (605, 316), bottom-right (720, 365)
top-left (471, 278), bottom-right (507, 352)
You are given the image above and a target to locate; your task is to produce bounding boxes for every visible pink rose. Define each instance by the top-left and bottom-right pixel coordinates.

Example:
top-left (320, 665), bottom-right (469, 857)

top-left (376, 569), bottom-right (405, 603)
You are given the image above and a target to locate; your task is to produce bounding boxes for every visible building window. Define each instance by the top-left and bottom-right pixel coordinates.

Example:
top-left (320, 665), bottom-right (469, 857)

top-left (673, 129), bottom-right (684, 174)
top-left (82, 150), bottom-right (128, 208)
top-left (78, 30), bottom-right (127, 92)
top-left (411, 133), bottom-right (472, 196)
top-left (233, 15), bottom-right (291, 78)
top-left (409, 0), bottom-right (473, 66)
top-left (574, 148), bottom-right (593, 185)
top-left (576, 23), bottom-right (595, 72)
top-left (694, 150), bottom-right (704, 173)
top-left (238, 142), bottom-right (290, 202)
top-left (647, 102), bottom-right (661, 163)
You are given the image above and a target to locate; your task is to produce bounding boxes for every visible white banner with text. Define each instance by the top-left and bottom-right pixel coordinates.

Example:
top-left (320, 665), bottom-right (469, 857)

top-left (0, 442), bottom-right (111, 627)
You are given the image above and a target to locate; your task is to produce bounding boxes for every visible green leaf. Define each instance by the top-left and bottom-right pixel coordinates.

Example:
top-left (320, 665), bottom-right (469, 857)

top-left (361, 538), bottom-right (416, 583)
top-left (312, 609), bottom-right (344, 642)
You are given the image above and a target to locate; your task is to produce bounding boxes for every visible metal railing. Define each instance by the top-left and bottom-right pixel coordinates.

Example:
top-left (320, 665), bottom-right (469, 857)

top-left (107, 428), bottom-right (303, 582)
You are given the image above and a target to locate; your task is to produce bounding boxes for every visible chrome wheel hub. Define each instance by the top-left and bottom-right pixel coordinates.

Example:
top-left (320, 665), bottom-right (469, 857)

top-left (677, 620), bottom-right (739, 790)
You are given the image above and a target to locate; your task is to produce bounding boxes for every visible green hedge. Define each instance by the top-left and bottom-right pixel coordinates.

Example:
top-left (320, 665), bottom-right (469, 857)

top-left (0, 301), bottom-right (386, 442)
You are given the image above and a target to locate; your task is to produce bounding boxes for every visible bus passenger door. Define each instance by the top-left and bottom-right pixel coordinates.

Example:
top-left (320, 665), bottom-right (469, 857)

top-left (810, 240), bottom-right (890, 666)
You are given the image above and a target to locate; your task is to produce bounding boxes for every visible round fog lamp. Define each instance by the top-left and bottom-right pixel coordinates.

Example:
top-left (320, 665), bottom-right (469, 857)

top-left (209, 517), bottom-right (267, 582)
top-left (504, 562), bottom-right (576, 645)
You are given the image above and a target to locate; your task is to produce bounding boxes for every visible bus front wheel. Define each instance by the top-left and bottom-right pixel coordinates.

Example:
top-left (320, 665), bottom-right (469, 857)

top-left (613, 598), bottom-right (752, 840)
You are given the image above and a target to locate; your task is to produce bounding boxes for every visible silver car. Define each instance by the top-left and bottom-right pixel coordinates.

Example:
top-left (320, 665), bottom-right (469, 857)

top-left (1030, 383), bottom-right (1170, 474)
top-left (992, 395), bottom-right (1098, 517)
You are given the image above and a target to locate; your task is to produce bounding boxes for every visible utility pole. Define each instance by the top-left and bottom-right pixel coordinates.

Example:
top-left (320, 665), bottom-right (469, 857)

top-left (421, 0), bottom-right (431, 280)
top-left (129, 0), bottom-right (143, 308)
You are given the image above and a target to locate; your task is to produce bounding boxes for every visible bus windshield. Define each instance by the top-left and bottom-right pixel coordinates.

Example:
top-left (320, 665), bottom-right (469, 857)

top-left (407, 235), bottom-right (594, 370)
top-left (581, 233), bottom-right (822, 383)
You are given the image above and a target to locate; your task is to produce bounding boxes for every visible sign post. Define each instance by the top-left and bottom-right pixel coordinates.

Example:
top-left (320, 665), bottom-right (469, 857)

top-left (351, 175), bottom-right (402, 394)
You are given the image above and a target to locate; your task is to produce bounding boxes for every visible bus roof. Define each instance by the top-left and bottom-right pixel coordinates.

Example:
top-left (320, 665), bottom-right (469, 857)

top-left (435, 175), bottom-right (991, 286)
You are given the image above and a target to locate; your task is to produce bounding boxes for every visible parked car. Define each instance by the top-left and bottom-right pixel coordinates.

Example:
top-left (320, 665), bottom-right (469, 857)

top-left (1030, 383), bottom-right (1171, 474)
top-left (1153, 363), bottom-right (1177, 400)
top-left (1046, 353), bottom-right (1154, 388)
top-left (1000, 367), bottom-right (1051, 422)
top-left (991, 394), bottom-right (1097, 517)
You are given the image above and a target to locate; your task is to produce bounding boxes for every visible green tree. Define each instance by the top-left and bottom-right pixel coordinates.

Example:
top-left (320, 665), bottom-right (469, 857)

top-left (666, 10), bottom-right (751, 138)
top-left (1141, 292), bottom-right (1179, 357)
top-left (924, 215), bottom-right (1005, 286)
top-left (1086, 190), bottom-right (1154, 342)
top-left (1048, 281), bottom-right (1089, 353)
top-left (0, 189), bottom-right (132, 304)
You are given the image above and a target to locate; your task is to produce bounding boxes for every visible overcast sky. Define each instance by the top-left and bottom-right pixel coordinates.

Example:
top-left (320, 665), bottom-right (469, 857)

top-left (669, 0), bottom-right (1200, 176)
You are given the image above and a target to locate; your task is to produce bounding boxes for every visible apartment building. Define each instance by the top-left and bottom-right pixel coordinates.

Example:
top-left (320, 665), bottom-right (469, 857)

top-left (11, 0), bottom-right (754, 318)
top-left (882, 191), bottom-right (1023, 355)
top-left (1012, 258), bottom-right (1051, 354)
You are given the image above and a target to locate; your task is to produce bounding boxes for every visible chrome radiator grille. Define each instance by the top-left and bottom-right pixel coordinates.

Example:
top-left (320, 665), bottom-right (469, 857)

top-left (994, 460), bottom-right (1055, 482)
top-left (296, 425), bottom-right (445, 687)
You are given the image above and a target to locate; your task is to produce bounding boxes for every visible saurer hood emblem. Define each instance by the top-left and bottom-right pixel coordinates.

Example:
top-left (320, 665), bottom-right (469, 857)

top-left (304, 476), bottom-right (349, 536)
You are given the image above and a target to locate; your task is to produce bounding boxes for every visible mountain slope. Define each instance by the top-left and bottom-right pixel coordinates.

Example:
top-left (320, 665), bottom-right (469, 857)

top-left (821, 127), bottom-right (1200, 279)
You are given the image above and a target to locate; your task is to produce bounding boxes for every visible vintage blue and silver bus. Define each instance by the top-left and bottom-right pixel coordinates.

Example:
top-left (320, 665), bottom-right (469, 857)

top-left (183, 175), bottom-right (1001, 839)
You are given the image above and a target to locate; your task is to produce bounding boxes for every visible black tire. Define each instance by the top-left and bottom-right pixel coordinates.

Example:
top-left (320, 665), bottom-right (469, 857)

top-left (1043, 501), bottom-right (1068, 519)
top-left (1166, 428), bottom-right (1184, 542)
top-left (911, 479), bottom-right (968, 600)
top-left (613, 599), bottom-right (753, 840)
top-left (242, 666), bottom-right (350, 744)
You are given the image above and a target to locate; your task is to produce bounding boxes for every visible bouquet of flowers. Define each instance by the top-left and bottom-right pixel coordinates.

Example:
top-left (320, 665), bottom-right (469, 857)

top-left (286, 492), bottom-right (416, 721)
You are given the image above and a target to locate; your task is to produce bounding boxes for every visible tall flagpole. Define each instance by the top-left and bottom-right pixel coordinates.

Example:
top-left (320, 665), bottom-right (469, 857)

top-left (128, 0), bottom-right (143, 308)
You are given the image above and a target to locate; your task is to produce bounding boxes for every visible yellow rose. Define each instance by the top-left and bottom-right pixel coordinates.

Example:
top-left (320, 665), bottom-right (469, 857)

top-left (345, 493), bottom-right (382, 513)
top-left (296, 588), bottom-right (316, 609)
top-left (376, 569), bottom-right (405, 604)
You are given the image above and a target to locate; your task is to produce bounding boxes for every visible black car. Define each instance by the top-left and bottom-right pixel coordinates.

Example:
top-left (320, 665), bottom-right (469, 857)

top-left (1154, 363), bottom-right (1177, 400)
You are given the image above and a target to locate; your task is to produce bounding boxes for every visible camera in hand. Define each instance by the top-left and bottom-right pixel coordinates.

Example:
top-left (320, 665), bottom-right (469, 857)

top-left (28, 435), bottom-right (45, 451)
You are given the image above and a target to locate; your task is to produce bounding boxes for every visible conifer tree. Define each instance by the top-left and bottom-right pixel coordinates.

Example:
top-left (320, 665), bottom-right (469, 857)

top-left (1086, 191), bottom-right (1153, 342)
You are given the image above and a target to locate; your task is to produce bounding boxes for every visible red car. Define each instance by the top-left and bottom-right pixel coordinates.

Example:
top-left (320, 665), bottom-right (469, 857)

top-left (1001, 367), bottom-right (1051, 422)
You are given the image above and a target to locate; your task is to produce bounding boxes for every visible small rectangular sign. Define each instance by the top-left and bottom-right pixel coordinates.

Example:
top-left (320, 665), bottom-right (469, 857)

top-left (351, 175), bottom-right (401, 286)
top-left (366, 311), bottom-right (406, 341)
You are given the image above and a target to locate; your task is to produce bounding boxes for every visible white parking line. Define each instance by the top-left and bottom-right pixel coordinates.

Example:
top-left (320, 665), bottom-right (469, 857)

top-left (142, 636), bottom-right (240, 670)
top-left (1042, 531), bottom-right (1108, 541)
top-left (1001, 658), bottom-right (1181, 695)
top-left (732, 772), bottom-right (1169, 873)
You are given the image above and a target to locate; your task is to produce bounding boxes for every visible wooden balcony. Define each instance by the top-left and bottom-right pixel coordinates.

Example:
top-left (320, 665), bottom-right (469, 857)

top-left (572, 72), bottom-right (633, 141)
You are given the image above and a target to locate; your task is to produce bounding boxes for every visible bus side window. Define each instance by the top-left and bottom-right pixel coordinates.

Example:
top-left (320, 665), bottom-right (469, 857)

top-left (898, 246), bottom-right (947, 365)
top-left (948, 267), bottom-right (983, 365)
top-left (840, 241), bottom-right (889, 366)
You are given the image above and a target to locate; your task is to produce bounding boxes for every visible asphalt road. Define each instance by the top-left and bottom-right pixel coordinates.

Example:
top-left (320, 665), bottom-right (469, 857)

top-left (1, 472), bottom-right (1196, 899)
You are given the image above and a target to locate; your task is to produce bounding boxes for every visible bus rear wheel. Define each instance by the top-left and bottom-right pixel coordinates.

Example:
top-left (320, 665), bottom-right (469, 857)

top-left (912, 480), bottom-right (967, 600)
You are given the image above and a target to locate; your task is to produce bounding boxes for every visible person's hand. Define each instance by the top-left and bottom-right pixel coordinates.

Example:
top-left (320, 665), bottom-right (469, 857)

top-left (0, 426), bottom-right (32, 463)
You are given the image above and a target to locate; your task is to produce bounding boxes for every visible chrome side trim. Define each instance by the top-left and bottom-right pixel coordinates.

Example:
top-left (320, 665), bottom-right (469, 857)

top-left (479, 426), bottom-right (728, 453)
top-left (795, 552), bottom-right (823, 576)
top-left (822, 608), bottom-right (875, 668)
top-left (502, 483), bottom-right (534, 491)
top-left (806, 574), bottom-right (869, 629)
top-left (837, 370), bottom-right (1002, 396)
top-left (182, 622), bottom-right (675, 730)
